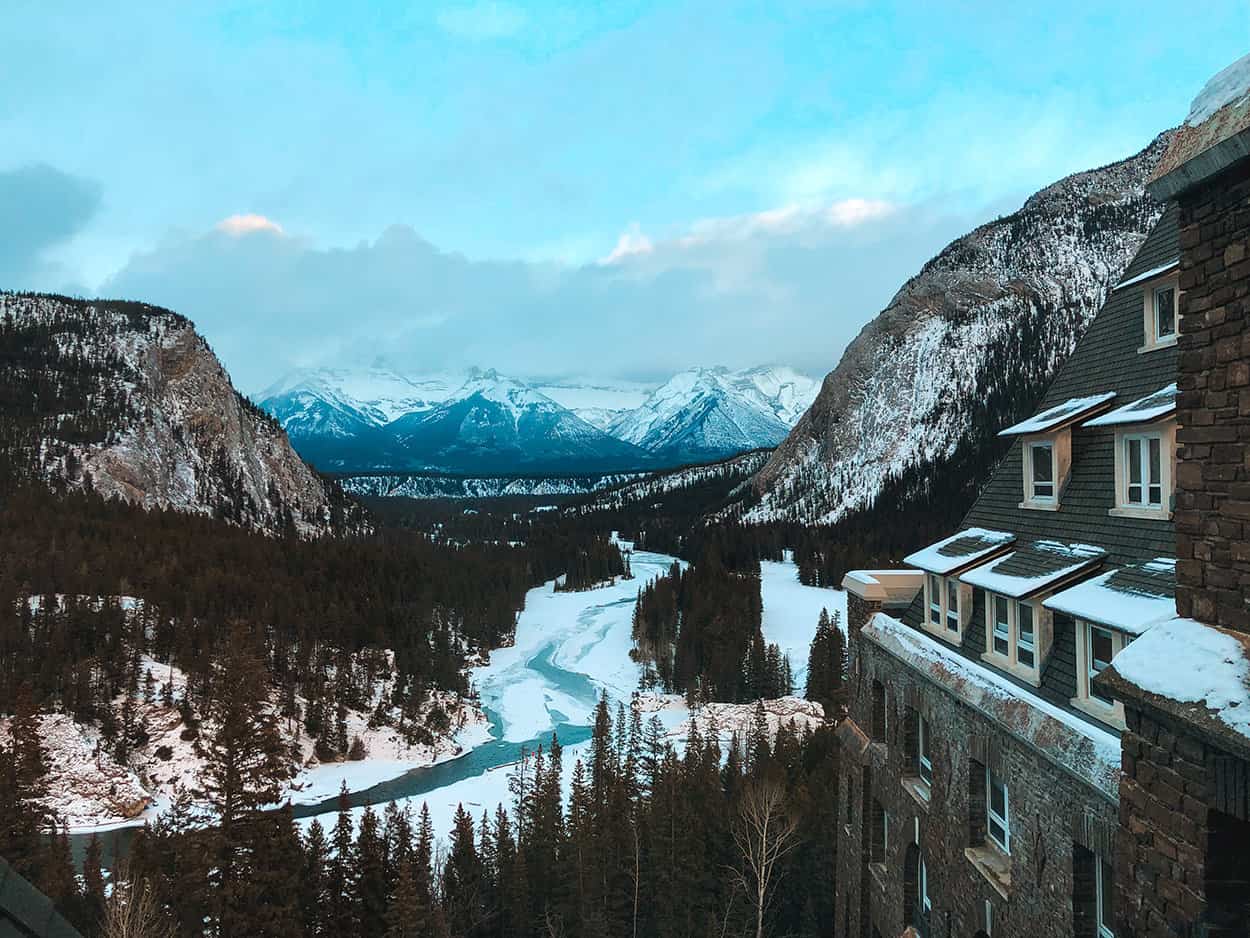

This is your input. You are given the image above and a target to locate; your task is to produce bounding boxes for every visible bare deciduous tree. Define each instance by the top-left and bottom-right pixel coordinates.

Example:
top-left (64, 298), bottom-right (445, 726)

top-left (728, 780), bottom-right (801, 938)
top-left (103, 868), bottom-right (171, 938)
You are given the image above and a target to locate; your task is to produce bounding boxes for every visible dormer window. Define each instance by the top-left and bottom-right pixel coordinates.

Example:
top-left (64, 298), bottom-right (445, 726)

top-left (1124, 433), bottom-right (1163, 507)
top-left (922, 572), bottom-right (966, 643)
top-left (1139, 275), bottom-right (1181, 351)
top-left (1153, 284), bottom-right (1177, 341)
top-left (1026, 440), bottom-right (1055, 502)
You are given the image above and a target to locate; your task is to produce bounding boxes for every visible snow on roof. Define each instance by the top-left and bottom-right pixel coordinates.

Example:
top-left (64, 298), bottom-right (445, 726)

top-left (1187, 52), bottom-right (1250, 126)
top-left (962, 541), bottom-right (1105, 599)
top-left (865, 613), bottom-right (1121, 796)
top-left (1115, 259), bottom-right (1180, 290)
top-left (902, 527), bottom-right (1016, 575)
top-left (1044, 559), bottom-right (1176, 635)
top-left (1083, 384), bottom-right (1177, 428)
top-left (997, 392), bottom-right (1117, 437)
top-left (1109, 617), bottom-right (1250, 742)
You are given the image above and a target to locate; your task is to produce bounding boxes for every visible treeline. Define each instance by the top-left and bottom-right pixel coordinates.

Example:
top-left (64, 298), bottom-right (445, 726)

top-left (553, 534), bottom-right (629, 592)
top-left (50, 696), bottom-right (840, 938)
top-left (630, 546), bottom-right (792, 704)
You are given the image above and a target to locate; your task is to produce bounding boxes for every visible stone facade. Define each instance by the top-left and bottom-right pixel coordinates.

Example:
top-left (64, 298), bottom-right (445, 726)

top-left (836, 597), bottom-right (1119, 938)
top-left (1173, 157), bottom-right (1250, 633)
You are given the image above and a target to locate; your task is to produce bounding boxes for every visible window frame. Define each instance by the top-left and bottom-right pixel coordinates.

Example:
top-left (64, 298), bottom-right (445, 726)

top-left (986, 767), bottom-right (1010, 854)
top-left (983, 593), bottom-right (1042, 682)
top-left (1138, 274), bottom-right (1181, 353)
top-left (920, 854), bottom-right (931, 914)
top-left (1026, 439), bottom-right (1057, 502)
top-left (1071, 619), bottom-right (1128, 727)
top-left (1153, 284), bottom-right (1177, 343)
top-left (918, 714), bottom-right (933, 787)
top-left (1095, 854), bottom-right (1114, 938)
top-left (923, 573), bottom-right (964, 643)
top-left (1110, 422), bottom-right (1175, 520)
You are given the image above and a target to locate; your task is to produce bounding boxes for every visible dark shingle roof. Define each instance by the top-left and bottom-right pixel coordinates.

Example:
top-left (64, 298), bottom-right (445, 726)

top-left (0, 857), bottom-right (83, 938)
top-left (961, 206), bottom-right (1180, 566)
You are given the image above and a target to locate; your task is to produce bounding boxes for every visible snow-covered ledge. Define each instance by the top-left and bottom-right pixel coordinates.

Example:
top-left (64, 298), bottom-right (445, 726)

top-left (841, 569), bottom-right (924, 606)
top-left (1098, 617), bottom-right (1250, 760)
top-left (863, 613), bottom-right (1122, 800)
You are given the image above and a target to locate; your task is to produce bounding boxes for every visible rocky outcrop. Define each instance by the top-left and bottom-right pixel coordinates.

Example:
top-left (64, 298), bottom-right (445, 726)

top-left (0, 293), bottom-right (352, 536)
top-left (745, 132), bottom-right (1175, 526)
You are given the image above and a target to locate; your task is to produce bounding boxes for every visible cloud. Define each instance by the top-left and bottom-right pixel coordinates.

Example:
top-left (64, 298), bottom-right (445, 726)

top-left (0, 164), bottom-right (101, 288)
top-left (436, 2), bottom-right (527, 41)
top-left (100, 197), bottom-right (978, 392)
top-left (215, 213), bottom-right (284, 237)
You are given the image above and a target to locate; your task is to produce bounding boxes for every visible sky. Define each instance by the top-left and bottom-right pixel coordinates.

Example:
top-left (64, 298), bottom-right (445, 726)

top-left (2, 2), bottom-right (1248, 391)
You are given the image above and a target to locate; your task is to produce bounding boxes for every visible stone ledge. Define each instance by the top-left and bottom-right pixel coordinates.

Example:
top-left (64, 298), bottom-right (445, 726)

top-left (964, 844), bottom-right (1011, 900)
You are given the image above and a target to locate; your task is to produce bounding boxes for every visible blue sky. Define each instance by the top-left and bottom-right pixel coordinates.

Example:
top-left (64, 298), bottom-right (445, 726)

top-left (2, 1), bottom-right (1247, 389)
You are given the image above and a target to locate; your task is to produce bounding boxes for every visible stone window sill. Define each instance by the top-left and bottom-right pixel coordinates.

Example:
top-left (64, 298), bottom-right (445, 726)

top-left (1018, 499), bottom-right (1060, 512)
top-left (980, 651), bottom-right (1041, 687)
top-left (965, 844), bottom-right (1011, 900)
top-left (1069, 695), bottom-right (1126, 731)
top-left (1137, 336), bottom-right (1178, 354)
top-left (1109, 506), bottom-right (1173, 522)
top-left (902, 776), bottom-right (931, 810)
top-left (868, 862), bottom-right (889, 893)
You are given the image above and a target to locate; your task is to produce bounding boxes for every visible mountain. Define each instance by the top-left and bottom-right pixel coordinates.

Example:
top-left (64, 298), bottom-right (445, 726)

top-left (609, 366), bottom-right (819, 464)
top-left (0, 292), bottom-right (351, 536)
top-left (744, 131), bottom-right (1175, 528)
top-left (257, 364), bottom-right (815, 474)
top-left (384, 370), bottom-right (654, 473)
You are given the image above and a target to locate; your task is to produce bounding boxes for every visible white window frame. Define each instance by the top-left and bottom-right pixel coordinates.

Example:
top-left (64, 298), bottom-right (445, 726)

top-left (984, 594), bottom-right (1042, 682)
top-left (1071, 620), bottom-right (1128, 727)
top-left (1095, 854), bottom-right (1115, 938)
top-left (920, 854), bottom-right (931, 914)
top-left (1016, 601), bottom-right (1036, 670)
top-left (1153, 284), bottom-right (1177, 343)
top-left (1139, 275), bottom-right (1180, 352)
top-left (986, 767), bottom-right (1010, 854)
top-left (918, 714), bottom-right (933, 787)
top-left (1110, 422), bottom-right (1175, 520)
top-left (1026, 439), bottom-right (1057, 502)
top-left (1123, 433), bottom-right (1164, 508)
top-left (924, 574), bottom-right (964, 643)
top-left (928, 573), bottom-right (942, 628)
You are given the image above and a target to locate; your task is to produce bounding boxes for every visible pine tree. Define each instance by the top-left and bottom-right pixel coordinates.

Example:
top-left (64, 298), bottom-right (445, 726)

top-left (443, 804), bottom-right (481, 936)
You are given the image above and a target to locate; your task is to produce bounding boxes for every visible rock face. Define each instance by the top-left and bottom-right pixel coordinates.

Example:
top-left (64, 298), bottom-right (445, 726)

top-left (0, 293), bottom-right (349, 536)
top-left (746, 132), bottom-right (1175, 526)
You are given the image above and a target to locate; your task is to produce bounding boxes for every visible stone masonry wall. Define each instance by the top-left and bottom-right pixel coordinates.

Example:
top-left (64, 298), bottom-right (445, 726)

top-left (1175, 157), bottom-right (1250, 633)
top-left (1115, 702), bottom-right (1211, 936)
top-left (834, 627), bottom-right (1119, 938)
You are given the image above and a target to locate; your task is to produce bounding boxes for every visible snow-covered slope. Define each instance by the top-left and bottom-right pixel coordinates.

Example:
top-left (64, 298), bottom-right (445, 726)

top-left (745, 132), bottom-right (1174, 526)
top-left (0, 293), bottom-right (349, 536)
top-left (384, 370), bottom-right (654, 473)
top-left (609, 366), bottom-right (818, 463)
top-left (259, 366), bottom-right (459, 437)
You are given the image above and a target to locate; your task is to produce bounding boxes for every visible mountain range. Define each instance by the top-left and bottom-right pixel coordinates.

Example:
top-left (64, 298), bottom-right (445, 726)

top-left (256, 365), bottom-right (818, 474)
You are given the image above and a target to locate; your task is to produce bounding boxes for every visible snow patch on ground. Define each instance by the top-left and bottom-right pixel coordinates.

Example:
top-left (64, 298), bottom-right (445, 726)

top-left (758, 560), bottom-right (847, 691)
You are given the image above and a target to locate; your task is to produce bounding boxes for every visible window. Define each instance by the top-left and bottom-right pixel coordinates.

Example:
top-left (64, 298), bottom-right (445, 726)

top-left (924, 573), bottom-right (964, 641)
top-left (986, 768), bottom-right (1010, 853)
top-left (1088, 626), bottom-right (1115, 704)
top-left (992, 596), bottom-right (1010, 657)
top-left (1095, 855), bottom-right (1114, 938)
top-left (984, 594), bottom-right (1043, 680)
top-left (920, 855), bottom-right (931, 914)
top-left (1017, 603), bottom-right (1036, 669)
top-left (918, 715), bottom-right (933, 787)
top-left (928, 573), bottom-right (942, 626)
top-left (1154, 285), bottom-right (1176, 341)
top-left (1124, 434), bottom-right (1163, 507)
top-left (1028, 441), bottom-right (1055, 500)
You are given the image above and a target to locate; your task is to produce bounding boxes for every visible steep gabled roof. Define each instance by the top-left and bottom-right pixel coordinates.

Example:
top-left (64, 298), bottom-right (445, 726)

top-left (959, 205), bottom-right (1180, 566)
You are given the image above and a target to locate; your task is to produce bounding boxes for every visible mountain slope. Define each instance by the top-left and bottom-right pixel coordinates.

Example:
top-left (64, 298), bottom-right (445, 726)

top-left (744, 131), bottom-right (1174, 527)
top-left (385, 370), bottom-right (654, 473)
top-left (0, 292), bottom-right (351, 535)
top-left (610, 367), bottom-right (817, 463)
